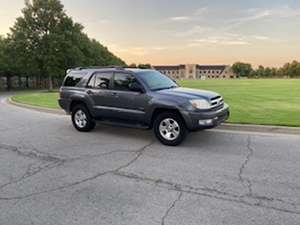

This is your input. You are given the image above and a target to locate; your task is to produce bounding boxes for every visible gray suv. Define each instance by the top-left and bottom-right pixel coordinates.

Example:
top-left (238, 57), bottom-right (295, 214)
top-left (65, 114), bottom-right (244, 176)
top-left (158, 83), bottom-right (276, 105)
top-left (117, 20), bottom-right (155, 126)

top-left (59, 67), bottom-right (229, 146)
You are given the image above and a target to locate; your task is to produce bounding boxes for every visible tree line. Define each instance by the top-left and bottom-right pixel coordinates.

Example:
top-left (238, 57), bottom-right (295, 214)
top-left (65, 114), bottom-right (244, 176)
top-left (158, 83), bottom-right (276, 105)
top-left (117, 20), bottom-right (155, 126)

top-left (0, 0), bottom-right (126, 91)
top-left (232, 61), bottom-right (300, 78)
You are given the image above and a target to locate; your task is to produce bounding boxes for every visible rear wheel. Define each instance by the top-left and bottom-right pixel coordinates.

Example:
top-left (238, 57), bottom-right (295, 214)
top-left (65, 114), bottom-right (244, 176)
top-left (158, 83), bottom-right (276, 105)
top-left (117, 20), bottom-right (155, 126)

top-left (153, 112), bottom-right (187, 146)
top-left (71, 104), bottom-right (96, 132)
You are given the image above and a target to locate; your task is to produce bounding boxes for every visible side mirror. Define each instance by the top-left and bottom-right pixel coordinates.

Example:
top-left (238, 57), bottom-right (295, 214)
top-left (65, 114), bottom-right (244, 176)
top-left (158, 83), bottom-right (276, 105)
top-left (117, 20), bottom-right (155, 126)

top-left (129, 82), bottom-right (143, 92)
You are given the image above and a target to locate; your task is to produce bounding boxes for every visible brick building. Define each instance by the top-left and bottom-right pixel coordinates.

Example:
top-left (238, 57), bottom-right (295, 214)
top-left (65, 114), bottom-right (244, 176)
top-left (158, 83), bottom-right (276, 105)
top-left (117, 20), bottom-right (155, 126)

top-left (153, 64), bottom-right (237, 80)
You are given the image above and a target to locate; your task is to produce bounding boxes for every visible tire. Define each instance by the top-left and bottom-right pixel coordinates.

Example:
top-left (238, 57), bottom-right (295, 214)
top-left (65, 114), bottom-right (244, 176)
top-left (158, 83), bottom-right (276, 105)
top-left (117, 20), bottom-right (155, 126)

top-left (71, 104), bottom-right (96, 132)
top-left (153, 112), bottom-right (187, 146)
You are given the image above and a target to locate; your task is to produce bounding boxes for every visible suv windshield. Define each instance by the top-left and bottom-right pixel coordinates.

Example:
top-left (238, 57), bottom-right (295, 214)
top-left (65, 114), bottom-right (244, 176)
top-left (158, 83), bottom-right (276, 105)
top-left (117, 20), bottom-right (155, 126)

top-left (137, 70), bottom-right (178, 91)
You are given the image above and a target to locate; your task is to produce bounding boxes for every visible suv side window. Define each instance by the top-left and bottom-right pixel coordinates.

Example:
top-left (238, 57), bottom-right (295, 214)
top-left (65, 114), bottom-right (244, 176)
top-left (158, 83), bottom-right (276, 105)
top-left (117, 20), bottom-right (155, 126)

top-left (88, 72), bottom-right (112, 89)
top-left (113, 73), bottom-right (138, 92)
top-left (64, 71), bottom-right (87, 87)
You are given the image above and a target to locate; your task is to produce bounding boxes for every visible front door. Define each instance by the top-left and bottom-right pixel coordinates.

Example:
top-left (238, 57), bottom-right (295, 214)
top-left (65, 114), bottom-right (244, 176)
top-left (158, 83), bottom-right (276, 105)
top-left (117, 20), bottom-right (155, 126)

top-left (108, 72), bottom-right (149, 123)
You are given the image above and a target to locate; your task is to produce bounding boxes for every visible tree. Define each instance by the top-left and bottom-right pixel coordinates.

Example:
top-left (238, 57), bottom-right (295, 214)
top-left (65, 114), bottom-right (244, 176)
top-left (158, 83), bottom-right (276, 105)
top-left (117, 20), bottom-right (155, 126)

top-left (264, 67), bottom-right (272, 77)
top-left (289, 60), bottom-right (300, 78)
top-left (232, 62), bottom-right (253, 78)
top-left (256, 65), bottom-right (265, 77)
top-left (9, 0), bottom-right (126, 90)
top-left (0, 36), bottom-right (16, 90)
top-left (128, 63), bottom-right (137, 68)
top-left (9, 0), bottom-right (69, 90)
top-left (0, 37), bottom-right (5, 74)
top-left (138, 64), bottom-right (152, 69)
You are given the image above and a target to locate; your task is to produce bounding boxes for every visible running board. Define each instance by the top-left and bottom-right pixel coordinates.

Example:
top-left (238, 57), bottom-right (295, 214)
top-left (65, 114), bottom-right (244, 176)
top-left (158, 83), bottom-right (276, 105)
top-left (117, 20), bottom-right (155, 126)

top-left (97, 120), bottom-right (149, 130)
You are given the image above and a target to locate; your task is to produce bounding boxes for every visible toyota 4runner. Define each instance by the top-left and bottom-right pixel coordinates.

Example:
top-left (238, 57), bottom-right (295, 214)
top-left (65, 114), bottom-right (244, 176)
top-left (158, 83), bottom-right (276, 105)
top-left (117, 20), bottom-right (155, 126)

top-left (59, 67), bottom-right (230, 146)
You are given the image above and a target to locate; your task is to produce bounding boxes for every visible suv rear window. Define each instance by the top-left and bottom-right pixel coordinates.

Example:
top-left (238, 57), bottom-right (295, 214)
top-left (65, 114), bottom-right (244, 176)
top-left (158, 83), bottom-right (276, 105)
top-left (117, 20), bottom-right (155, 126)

top-left (63, 71), bottom-right (87, 87)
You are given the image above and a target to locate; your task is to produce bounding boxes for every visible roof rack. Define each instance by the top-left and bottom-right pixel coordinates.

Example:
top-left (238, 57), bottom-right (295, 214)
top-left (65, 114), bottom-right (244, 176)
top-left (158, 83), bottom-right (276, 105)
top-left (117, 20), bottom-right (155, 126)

top-left (66, 66), bottom-right (126, 74)
top-left (73, 66), bottom-right (125, 70)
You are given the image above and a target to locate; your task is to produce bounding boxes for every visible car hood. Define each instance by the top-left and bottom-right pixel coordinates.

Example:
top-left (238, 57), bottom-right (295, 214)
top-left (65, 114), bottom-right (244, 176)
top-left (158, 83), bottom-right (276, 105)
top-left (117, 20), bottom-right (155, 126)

top-left (157, 87), bottom-right (220, 100)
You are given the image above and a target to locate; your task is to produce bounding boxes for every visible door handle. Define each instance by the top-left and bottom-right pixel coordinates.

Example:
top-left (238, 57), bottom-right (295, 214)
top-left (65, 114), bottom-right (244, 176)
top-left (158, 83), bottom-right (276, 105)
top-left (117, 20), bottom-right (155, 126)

top-left (112, 92), bottom-right (119, 98)
top-left (86, 90), bottom-right (94, 95)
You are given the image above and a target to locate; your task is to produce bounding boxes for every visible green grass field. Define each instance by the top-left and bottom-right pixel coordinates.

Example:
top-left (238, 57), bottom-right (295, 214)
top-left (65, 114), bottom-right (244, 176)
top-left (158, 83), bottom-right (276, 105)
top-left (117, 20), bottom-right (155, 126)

top-left (12, 93), bottom-right (60, 109)
top-left (11, 79), bottom-right (300, 126)
top-left (179, 79), bottom-right (300, 126)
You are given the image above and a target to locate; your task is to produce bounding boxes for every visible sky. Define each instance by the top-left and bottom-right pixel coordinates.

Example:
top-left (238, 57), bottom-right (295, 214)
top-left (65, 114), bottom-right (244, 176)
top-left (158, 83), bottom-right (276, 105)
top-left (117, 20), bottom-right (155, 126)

top-left (0, 0), bottom-right (300, 67)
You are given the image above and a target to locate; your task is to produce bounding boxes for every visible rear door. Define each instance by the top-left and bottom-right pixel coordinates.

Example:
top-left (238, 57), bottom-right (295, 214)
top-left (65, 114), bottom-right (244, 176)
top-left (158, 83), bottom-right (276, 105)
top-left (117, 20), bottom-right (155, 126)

top-left (85, 72), bottom-right (114, 118)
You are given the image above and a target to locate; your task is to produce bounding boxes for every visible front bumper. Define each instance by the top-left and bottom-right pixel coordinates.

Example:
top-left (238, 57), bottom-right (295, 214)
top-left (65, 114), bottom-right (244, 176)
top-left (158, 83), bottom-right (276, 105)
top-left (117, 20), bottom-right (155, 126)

top-left (182, 104), bottom-right (230, 131)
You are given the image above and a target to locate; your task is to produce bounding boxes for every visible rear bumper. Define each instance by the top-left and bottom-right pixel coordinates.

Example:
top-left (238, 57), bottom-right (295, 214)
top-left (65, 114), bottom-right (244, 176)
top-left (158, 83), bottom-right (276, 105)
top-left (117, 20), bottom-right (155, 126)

top-left (182, 104), bottom-right (230, 131)
top-left (58, 99), bottom-right (71, 114)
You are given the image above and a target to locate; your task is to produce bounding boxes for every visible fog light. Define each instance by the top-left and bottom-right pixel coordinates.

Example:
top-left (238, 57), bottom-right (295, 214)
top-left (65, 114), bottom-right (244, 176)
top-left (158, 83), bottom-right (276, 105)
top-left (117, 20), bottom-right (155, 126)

top-left (198, 119), bottom-right (213, 126)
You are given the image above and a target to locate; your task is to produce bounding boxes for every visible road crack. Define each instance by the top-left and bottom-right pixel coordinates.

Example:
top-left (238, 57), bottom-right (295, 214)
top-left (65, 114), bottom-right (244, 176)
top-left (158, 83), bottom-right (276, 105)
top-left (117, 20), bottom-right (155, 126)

top-left (0, 143), bottom-right (66, 162)
top-left (115, 140), bottom-right (155, 172)
top-left (0, 140), bottom-right (154, 201)
top-left (238, 136), bottom-right (254, 196)
top-left (1, 139), bottom-right (298, 216)
top-left (113, 171), bottom-right (300, 215)
top-left (161, 192), bottom-right (183, 225)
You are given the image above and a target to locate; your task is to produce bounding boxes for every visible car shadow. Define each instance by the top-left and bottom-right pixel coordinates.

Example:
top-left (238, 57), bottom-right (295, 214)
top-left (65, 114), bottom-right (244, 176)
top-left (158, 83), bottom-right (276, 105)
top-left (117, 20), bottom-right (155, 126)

top-left (90, 124), bottom-right (238, 149)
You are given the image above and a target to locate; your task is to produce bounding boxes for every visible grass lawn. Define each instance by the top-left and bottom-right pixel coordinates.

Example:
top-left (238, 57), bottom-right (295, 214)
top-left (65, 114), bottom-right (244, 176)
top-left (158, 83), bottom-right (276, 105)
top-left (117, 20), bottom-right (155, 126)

top-left (12, 92), bottom-right (60, 109)
top-left (179, 79), bottom-right (300, 127)
top-left (11, 79), bottom-right (300, 126)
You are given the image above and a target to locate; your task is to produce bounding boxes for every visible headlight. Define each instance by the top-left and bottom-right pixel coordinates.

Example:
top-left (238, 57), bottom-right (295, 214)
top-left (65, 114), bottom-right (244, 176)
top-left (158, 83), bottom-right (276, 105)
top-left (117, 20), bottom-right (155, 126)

top-left (189, 99), bottom-right (211, 109)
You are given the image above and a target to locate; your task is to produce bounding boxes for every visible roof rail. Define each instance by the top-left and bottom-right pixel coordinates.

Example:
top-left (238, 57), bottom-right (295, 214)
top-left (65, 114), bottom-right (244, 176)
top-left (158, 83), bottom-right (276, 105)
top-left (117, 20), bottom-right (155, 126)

top-left (74, 66), bottom-right (125, 70)
top-left (66, 66), bottom-right (125, 74)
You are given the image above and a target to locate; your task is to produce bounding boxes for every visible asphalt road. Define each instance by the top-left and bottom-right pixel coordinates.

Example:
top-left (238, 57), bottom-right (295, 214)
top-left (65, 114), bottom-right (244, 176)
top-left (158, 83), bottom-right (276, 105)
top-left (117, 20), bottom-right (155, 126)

top-left (0, 92), bottom-right (299, 225)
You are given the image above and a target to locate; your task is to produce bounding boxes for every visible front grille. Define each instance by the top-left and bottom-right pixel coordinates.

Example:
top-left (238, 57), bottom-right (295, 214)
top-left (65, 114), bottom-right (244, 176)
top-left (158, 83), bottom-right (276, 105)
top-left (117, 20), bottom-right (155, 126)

top-left (212, 103), bottom-right (224, 111)
top-left (210, 96), bottom-right (224, 110)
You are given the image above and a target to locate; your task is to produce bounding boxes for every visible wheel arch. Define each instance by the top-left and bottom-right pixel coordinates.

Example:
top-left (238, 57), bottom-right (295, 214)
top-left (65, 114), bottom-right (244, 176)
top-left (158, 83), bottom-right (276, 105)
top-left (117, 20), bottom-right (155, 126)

top-left (150, 107), bottom-right (186, 129)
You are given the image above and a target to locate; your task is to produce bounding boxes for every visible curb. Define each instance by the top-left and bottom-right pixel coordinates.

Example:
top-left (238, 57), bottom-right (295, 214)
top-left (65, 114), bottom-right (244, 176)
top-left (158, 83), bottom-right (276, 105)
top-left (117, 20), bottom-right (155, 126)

top-left (218, 123), bottom-right (300, 135)
top-left (7, 97), bottom-right (66, 116)
top-left (7, 97), bottom-right (300, 135)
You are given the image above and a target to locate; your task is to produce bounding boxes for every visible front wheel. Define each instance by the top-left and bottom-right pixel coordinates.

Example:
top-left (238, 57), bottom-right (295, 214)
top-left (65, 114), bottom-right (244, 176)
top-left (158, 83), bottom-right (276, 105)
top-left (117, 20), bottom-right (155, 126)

top-left (71, 104), bottom-right (96, 132)
top-left (153, 112), bottom-right (187, 146)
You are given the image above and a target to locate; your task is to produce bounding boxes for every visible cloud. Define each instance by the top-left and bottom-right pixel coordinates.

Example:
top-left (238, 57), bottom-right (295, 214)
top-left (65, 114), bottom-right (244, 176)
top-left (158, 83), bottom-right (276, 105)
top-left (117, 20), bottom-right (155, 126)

top-left (97, 19), bottom-right (111, 24)
top-left (227, 6), bottom-right (300, 29)
top-left (188, 37), bottom-right (250, 47)
top-left (194, 7), bottom-right (209, 16)
top-left (109, 45), bottom-right (171, 56)
top-left (252, 36), bottom-right (271, 41)
top-left (168, 16), bottom-right (192, 22)
top-left (167, 6), bottom-right (208, 23)
top-left (221, 40), bottom-right (250, 45)
top-left (247, 6), bottom-right (300, 18)
top-left (175, 25), bottom-right (213, 37)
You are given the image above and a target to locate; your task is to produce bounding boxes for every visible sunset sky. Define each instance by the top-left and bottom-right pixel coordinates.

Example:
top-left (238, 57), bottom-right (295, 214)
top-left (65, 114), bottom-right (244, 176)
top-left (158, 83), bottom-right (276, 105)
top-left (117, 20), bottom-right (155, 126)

top-left (0, 0), bottom-right (300, 67)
